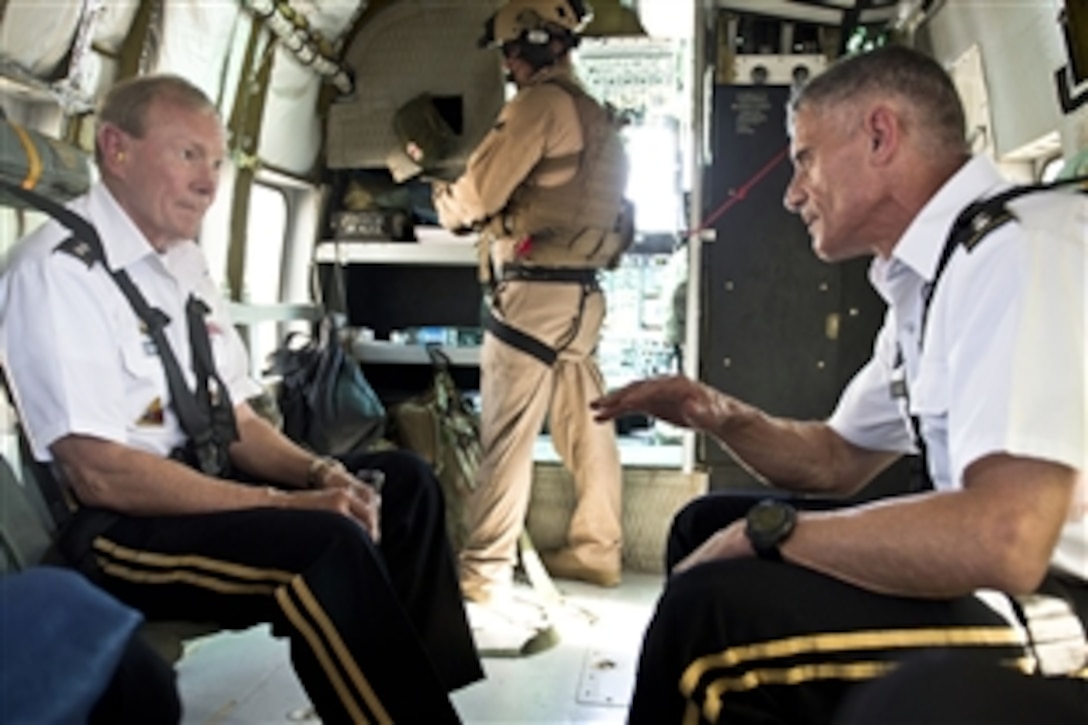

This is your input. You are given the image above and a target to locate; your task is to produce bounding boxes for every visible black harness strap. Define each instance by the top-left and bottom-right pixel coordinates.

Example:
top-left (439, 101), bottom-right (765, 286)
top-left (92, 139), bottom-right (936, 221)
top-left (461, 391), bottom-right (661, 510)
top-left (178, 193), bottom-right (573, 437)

top-left (484, 265), bottom-right (602, 366)
top-left (501, 265), bottom-right (599, 285)
top-left (0, 179), bottom-right (238, 477)
top-left (483, 309), bottom-right (558, 367)
top-left (182, 295), bottom-right (239, 475)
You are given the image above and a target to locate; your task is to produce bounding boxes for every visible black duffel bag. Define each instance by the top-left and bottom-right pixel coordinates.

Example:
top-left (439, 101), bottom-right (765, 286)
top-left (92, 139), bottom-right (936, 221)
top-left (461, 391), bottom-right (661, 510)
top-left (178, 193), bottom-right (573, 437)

top-left (266, 316), bottom-right (386, 456)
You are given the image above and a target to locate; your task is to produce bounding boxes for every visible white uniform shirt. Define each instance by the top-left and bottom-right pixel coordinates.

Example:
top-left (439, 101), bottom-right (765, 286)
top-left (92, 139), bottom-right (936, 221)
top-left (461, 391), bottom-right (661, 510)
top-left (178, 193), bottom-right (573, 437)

top-left (828, 156), bottom-right (1088, 582)
top-left (0, 182), bottom-right (262, 461)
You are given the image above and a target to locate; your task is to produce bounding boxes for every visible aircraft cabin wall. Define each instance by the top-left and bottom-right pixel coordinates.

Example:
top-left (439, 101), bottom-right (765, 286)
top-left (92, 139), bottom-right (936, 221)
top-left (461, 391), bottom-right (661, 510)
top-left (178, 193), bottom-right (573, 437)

top-left (917, 0), bottom-right (1087, 176)
top-left (327, 0), bottom-right (504, 176)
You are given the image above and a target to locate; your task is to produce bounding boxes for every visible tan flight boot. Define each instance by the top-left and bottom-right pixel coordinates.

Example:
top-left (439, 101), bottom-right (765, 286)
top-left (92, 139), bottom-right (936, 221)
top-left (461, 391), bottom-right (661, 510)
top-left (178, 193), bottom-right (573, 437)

top-left (540, 548), bottom-right (621, 588)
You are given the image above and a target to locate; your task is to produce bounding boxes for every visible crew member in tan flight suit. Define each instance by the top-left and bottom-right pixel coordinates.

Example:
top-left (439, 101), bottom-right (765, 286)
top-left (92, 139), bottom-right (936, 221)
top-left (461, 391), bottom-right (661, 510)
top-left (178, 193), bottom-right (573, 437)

top-left (433, 0), bottom-right (632, 653)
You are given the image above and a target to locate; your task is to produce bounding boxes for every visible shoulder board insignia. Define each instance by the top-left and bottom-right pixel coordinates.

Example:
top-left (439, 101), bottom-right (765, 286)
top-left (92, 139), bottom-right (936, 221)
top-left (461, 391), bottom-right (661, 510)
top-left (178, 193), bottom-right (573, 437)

top-left (961, 209), bottom-right (1017, 251)
top-left (955, 175), bottom-right (1088, 253)
top-left (52, 236), bottom-right (99, 268)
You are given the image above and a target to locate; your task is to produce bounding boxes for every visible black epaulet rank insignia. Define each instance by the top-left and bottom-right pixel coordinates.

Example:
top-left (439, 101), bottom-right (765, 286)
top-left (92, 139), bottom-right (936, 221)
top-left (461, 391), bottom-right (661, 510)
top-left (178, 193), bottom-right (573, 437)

top-left (959, 206), bottom-right (1017, 251)
top-left (53, 236), bottom-right (99, 268)
top-left (949, 175), bottom-right (1087, 253)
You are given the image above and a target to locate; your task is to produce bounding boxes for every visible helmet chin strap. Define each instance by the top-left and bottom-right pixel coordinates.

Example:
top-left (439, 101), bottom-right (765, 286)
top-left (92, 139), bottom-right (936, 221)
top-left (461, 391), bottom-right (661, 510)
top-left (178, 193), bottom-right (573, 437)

top-left (519, 41), bottom-right (560, 71)
top-left (503, 28), bottom-right (576, 74)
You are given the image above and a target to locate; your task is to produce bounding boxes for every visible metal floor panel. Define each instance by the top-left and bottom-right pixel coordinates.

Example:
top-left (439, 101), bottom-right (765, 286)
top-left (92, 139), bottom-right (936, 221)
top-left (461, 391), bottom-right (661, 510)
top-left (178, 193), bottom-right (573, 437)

top-left (577, 648), bottom-right (639, 708)
top-left (177, 573), bottom-right (663, 724)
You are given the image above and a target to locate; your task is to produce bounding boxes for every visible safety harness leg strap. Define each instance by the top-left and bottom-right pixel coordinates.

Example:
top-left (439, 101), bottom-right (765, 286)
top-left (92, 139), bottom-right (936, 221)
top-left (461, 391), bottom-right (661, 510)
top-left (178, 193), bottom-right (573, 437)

top-left (482, 309), bottom-right (558, 367)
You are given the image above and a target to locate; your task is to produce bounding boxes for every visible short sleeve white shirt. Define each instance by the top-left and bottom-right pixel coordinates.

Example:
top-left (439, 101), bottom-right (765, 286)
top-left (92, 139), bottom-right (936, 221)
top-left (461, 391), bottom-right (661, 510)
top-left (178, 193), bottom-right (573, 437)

top-left (0, 182), bottom-right (262, 461)
top-left (828, 156), bottom-right (1087, 582)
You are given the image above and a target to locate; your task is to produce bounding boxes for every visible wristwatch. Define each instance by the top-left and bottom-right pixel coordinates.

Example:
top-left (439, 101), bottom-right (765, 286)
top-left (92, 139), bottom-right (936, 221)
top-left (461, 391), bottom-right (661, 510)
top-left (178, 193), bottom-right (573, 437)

top-left (744, 499), bottom-right (797, 561)
top-left (307, 456), bottom-right (344, 489)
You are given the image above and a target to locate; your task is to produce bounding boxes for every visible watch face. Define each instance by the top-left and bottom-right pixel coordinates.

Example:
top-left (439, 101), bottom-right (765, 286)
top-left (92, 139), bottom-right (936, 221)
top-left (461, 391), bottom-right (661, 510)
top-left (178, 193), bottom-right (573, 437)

top-left (749, 500), bottom-right (790, 534)
top-left (746, 500), bottom-right (797, 558)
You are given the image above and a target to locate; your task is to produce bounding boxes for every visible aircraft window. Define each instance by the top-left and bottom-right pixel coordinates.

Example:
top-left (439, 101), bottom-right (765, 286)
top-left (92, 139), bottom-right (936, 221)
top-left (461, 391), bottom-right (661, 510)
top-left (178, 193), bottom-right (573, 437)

top-left (573, 36), bottom-right (691, 463)
top-left (0, 209), bottom-right (18, 261)
top-left (1, 209), bottom-right (49, 260)
top-left (22, 210), bottom-right (49, 238)
top-left (244, 183), bottom-right (288, 371)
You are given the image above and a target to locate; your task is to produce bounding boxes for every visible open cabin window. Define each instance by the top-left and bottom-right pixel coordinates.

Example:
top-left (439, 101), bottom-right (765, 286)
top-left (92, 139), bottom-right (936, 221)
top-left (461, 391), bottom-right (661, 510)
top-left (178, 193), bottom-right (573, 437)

top-left (243, 182), bottom-right (288, 374)
top-left (567, 35), bottom-right (692, 465)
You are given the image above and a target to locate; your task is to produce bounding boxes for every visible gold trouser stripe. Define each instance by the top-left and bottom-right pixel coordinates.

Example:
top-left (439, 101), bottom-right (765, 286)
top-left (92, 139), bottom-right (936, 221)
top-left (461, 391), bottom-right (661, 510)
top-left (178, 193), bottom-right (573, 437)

top-left (680, 625), bottom-right (1023, 696)
top-left (278, 579), bottom-right (393, 722)
top-left (681, 656), bottom-right (1053, 725)
top-left (276, 585), bottom-right (368, 724)
top-left (290, 577), bottom-right (392, 725)
top-left (701, 661), bottom-right (895, 723)
top-left (10, 123), bottom-right (43, 190)
top-left (97, 559), bottom-right (277, 596)
top-left (93, 537), bottom-right (295, 584)
top-left (91, 537), bottom-right (391, 721)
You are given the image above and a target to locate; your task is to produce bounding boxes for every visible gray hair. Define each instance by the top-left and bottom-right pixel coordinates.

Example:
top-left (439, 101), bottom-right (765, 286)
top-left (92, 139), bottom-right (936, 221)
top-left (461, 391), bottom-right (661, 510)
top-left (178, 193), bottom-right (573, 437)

top-left (95, 74), bottom-right (218, 164)
top-left (789, 45), bottom-right (968, 157)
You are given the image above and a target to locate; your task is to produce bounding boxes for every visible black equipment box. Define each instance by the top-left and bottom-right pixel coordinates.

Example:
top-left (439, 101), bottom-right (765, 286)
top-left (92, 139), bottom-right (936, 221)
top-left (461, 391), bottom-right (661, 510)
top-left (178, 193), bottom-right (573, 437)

top-left (332, 209), bottom-right (414, 242)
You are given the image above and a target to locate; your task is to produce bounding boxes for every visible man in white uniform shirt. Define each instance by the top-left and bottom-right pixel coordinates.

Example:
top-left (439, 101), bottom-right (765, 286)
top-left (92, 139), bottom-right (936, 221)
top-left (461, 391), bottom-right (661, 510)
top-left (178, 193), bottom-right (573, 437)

top-left (0, 75), bottom-right (481, 724)
top-left (593, 45), bottom-right (1087, 724)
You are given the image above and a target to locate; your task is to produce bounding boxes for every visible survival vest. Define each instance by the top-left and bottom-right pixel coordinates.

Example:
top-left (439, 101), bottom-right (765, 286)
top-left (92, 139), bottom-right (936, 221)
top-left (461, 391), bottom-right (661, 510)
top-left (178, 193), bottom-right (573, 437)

top-left (487, 76), bottom-right (633, 270)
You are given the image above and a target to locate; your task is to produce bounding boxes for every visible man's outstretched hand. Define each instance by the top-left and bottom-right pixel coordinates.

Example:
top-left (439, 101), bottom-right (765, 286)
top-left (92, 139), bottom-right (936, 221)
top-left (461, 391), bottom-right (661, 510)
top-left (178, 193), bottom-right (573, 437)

top-left (591, 375), bottom-right (724, 433)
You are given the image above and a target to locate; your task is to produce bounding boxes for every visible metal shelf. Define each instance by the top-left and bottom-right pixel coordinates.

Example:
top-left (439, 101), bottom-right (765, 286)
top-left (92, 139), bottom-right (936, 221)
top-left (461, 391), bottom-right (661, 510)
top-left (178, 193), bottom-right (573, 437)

top-left (315, 231), bottom-right (477, 266)
top-left (348, 339), bottom-right (480, 366)
top-left (228, 301), bottom-right (323, 326)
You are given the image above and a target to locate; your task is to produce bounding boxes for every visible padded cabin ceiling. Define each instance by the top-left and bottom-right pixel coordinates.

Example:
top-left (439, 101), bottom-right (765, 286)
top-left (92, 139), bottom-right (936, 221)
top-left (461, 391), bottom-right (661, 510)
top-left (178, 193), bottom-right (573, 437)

top-left (327, 0), bottom-right (504, 172)
top-left (0, 1), bottom-right (370, 174)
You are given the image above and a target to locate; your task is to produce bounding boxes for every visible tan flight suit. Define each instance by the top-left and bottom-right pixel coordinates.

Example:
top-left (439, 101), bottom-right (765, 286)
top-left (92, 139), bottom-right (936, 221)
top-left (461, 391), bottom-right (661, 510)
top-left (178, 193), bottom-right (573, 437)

top-left (434, 63), bottom-right (626, 602)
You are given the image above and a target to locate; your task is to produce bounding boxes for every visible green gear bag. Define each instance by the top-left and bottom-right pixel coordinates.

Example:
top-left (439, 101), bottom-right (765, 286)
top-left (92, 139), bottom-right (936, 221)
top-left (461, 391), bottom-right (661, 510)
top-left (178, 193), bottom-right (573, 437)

top-left (388, 346), bottom-right (480, 552)
top-left (391, 93), bottom-right (457, 175)
top-left (0, 120), bottom-right (90, 206)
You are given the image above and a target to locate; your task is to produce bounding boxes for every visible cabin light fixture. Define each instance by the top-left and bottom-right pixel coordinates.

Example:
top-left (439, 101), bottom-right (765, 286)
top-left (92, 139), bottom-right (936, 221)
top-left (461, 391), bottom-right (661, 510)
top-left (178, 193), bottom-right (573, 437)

top-left (242, 0), bottom-right (354, 95)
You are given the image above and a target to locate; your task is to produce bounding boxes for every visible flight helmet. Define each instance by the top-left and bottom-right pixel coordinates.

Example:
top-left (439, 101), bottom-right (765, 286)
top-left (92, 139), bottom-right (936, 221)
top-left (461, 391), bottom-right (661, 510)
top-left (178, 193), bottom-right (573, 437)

top-left (479, 0), bottom-right (593, 69)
